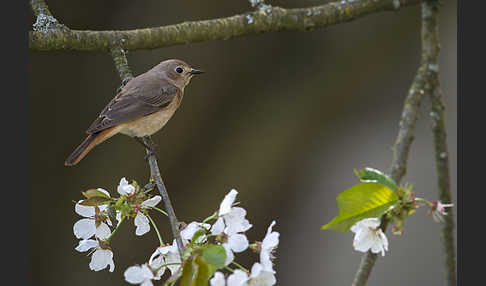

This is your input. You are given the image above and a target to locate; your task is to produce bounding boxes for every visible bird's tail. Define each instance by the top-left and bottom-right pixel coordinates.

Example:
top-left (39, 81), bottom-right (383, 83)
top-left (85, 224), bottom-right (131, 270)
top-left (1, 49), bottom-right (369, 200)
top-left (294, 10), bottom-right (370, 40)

top-left (64, 127), bottom-right (118, 166)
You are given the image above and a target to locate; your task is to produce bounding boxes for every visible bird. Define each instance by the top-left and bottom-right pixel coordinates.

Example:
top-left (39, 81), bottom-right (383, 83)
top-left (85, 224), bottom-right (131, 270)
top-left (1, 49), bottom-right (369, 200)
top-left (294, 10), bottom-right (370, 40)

top-left (64, 59), bottom-right (204, 166)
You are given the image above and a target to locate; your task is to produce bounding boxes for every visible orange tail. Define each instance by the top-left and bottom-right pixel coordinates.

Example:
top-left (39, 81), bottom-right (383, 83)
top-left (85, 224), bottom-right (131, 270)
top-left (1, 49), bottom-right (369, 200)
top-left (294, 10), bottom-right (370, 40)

top-left (64, 127), bottom-right (118, 166)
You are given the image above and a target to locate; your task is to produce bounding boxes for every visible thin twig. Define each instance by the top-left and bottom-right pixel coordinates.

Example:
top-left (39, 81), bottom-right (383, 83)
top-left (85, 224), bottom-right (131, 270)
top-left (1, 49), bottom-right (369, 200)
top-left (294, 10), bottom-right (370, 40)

top-left (350, 0), bottom-right (450, 284)
top-left (29, 0), bottom-right (420, 51)
top-left (421, 0), bottom-right (456, 285)
top-left (351, 64), bottom-right (427, 286)
top-left (142, 136), bottom-right (185, 256)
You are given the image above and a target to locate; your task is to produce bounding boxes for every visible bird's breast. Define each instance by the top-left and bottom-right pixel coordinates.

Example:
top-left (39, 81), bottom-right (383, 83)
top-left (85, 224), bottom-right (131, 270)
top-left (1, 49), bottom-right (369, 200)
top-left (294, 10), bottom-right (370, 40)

top-left (118, 97), bottom-right (181, 137)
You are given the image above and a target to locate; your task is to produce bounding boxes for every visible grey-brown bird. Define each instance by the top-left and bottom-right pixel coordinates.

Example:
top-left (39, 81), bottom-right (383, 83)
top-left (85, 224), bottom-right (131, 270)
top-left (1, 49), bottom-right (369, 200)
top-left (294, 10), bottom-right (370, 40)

top-left (64, 59), bottom-right (204, 166)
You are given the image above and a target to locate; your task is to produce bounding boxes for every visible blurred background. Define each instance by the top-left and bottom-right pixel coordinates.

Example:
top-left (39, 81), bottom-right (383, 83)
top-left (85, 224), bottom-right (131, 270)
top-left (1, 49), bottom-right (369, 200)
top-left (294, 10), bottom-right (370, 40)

top-left (28, 0), bottom-right (456, 285)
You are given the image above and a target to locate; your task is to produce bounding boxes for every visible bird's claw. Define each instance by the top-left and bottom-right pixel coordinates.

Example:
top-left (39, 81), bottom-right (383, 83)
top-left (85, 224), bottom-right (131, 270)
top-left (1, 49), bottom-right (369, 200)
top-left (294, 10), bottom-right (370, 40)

top-left (144, 148), bottom-right (156, 161)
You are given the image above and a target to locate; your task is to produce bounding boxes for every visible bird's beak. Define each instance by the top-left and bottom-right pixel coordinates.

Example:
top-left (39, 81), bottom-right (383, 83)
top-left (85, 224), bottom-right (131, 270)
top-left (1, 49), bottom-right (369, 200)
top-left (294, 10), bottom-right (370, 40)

top-left (190, 69), bottom-right (204, 75)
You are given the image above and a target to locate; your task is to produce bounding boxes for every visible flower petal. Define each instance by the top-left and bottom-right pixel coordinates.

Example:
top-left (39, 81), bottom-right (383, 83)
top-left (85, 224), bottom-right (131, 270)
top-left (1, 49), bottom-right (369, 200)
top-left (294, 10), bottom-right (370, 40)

top-left (211, 217), bottom-right (225, 235)
top-left (141, 196), bottom-right (162, 208)
top-left (248, 263), bottom-right (276, 286)
top-left (180, 222), bottom-right (211, 242)
top-left (223, 243), bottom-right (235, 266)
top-left (117, 177), bottom-right (135, 195)
top-left (134, 212), bottom-right (151, 236)
top-left (75, 239), bottom-right (98, 252)
top-left (210, 271), bottom-right (226, 286)
top-left (141, 280), bottom-right (154, 286)
top-left (249, 263), bottom-right (263, 279)
top-left (75, 201), bottom-right (96, 217)
top-left (228, 233), bottom-right (249, 253)
top-left (224, 207), bottom-right (252, 235)
top-left (150, 255), bottom-right (166, 279)
top-left (124, 265), bottom-right (147, 284)
top-left (96, 223), bottom-right (112, 240)
top-left (219, 189), bottom-right (238, 216)
top-left (351, 218), bottom-right (380, 233)
top-left (353, 229), bottom-right (375, 253)
top-left (262, 221), bottom-right (279, 250)
top-left (89, 249), bottom-right (115, 272)
top-left (227, 269), bottom-right (249, 286)
top-left (73, 218), bottom-right (96, 239)
top-left (165, 251), bottom-right (182, 275)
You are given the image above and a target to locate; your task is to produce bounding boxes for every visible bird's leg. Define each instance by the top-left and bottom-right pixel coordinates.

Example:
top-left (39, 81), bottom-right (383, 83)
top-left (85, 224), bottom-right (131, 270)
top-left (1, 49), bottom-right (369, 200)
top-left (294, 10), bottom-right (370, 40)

top-left (134, 136), bottom-right (158, 160)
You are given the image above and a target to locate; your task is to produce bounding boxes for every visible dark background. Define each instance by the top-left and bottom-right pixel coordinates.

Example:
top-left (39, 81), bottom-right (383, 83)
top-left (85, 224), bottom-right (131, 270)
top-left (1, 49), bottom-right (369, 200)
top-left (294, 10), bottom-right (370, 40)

top-left (28, 1), bottom-right (457, 285)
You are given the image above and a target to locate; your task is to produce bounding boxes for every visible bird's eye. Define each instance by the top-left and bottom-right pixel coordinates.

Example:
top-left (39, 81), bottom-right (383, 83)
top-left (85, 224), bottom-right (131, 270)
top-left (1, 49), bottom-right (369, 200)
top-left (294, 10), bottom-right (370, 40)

top-left (175, 67), bottom-right (183, 74)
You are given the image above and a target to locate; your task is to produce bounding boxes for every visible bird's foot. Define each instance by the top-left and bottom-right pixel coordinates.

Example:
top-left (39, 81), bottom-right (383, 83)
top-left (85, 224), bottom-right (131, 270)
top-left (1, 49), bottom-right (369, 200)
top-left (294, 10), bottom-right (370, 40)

top-left (144, 148), bottom-right (157, 161)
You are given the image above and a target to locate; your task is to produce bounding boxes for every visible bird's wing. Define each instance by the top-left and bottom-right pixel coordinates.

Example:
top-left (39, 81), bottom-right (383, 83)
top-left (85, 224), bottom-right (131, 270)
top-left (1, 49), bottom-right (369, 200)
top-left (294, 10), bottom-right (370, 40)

top-left (86, 78), bottom-right (180, 134)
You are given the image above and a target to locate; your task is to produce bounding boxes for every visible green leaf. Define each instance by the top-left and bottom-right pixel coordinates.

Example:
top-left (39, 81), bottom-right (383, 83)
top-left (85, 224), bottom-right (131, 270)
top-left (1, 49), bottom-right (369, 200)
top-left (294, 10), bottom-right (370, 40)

top-left (180, 259), bottom-right (195, 286)
top-left (201, 245), bottom-right (226, 269)
top-left (79, 196), bottom-right (111, 206)
top-left (82, 189), bottom-right (111, 199)
top-left (190, 228), bottom-right (207, 248)
top-left (354, 167), bottom-right (398, 192)
top-left (321, 182), bottom-right (399, 232)
top-left (194, 256), bottom-right (211, 286)
top-left (179, 256), bottom-right (211, 286)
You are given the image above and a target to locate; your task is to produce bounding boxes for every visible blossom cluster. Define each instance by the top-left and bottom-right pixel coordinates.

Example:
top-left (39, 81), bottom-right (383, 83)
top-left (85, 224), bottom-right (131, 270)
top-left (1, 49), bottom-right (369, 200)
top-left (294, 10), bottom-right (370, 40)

top-left (73, 179), bottom-right (280, 286)
top-left (349, 200), bottom-right (453, 256)
top-left (73, 178), bottom-right (162, 272)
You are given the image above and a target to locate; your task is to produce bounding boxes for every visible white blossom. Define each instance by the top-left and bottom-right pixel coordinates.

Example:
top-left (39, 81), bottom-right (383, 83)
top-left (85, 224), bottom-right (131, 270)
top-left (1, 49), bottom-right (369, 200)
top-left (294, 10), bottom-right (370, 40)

top-left (117, 177), bottom-right (136, 195)
top-left (219, 189), bottom-right (238, 216)
top-left (73, 188), bottom-right (112, 240)
top-left (75, 239), bottom-right (115, 272)
top-left (210, 270), bottom-right (250, 286)
top-left (247, 263), bottom-right (276, 286)
top-left (124, 264), bottom-right (157, 286)
top-left (260, 221), bottom-right (279, 273)
top-left (210, 271), bottom-right (227, 286)
top-left (149, 240), bottom-right (181, 276)
top-left (228, 270), bottom-right (251, 286)
top-left (350, 218), bottom-right (388, 256)
top-left (180, 221), bottom-right (211, 244)
top-left (134, 195), bottom-right (162, 236)
top-left (211, 189), bottom-right (252, 265)
top-left (430, 200), bottom-right (454, 223)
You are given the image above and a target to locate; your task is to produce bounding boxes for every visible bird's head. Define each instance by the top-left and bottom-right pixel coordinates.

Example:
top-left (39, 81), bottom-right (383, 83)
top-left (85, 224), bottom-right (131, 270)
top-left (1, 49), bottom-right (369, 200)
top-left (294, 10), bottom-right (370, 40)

top-left (154, 59), bottom-right (204, 89)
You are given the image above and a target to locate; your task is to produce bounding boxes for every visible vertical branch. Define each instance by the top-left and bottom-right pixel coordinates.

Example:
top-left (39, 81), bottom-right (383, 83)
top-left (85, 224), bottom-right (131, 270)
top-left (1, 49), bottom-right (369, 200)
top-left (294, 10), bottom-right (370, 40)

top-left (142, 136), bottom-right (185, 256)
top-left (110, 45), bottom-right (134, 86)
top-left (351, 68), bottom-right (426, 286)
top-left (422, 1), bottom-right (456, 285)
top-left (352, 1), bottom-right (455, 285)
top-left (30, 0), bottom-right (53, 17)
top-left (109, 45), bottom-right (185, 256)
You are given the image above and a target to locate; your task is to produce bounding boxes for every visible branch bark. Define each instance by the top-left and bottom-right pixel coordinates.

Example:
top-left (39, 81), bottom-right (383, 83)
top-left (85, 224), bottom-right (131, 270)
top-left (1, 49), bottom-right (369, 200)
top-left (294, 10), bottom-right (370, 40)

top-left (30, 0), bottom-right (53, 17)
top-left (351, 0), bottom-right (452, 285)
top-left (351, 57), bottom-right (426, 286)
top-left (422, 0), bottom-right (457, 285)
top-left (29, 0), bottom-right (420, 52)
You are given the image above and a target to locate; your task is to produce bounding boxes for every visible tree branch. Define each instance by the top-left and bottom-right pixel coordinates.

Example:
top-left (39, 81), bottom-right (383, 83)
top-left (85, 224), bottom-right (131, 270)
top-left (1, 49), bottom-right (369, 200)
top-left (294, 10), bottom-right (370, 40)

top-left (30, 0), bottom-right (53, 17)
top-left (142, 136), bottom-right (185, 256)
top-left (109, 45), bottom-right (185, 256)
top-left (422, 1), bottom-right (456, 285)
top-left (29, 0), bottom-right (420, 52)
top-left (351, 0), bottom-right (451, 284)
top-left (351, 58), bottom-right (426, 286)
